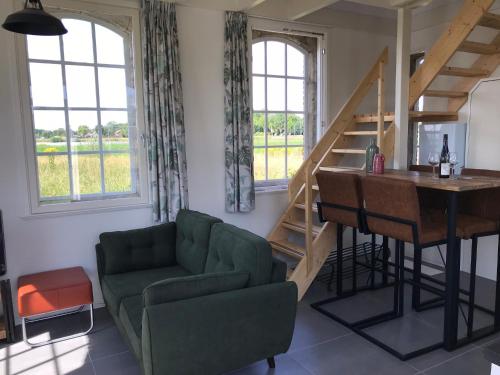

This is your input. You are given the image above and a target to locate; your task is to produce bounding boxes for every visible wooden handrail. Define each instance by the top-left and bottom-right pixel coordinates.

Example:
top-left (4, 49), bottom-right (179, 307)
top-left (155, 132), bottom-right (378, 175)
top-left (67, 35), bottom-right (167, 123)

top-left (288, 47), bottom-right (388, 200)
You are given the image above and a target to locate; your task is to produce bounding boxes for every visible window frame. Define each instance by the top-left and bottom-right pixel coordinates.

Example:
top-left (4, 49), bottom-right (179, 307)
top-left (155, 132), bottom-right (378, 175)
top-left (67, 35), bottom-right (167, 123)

top-left (251, 36), bottom-right (309, 189)
top-left (15, 0), bottom-right (149, 215)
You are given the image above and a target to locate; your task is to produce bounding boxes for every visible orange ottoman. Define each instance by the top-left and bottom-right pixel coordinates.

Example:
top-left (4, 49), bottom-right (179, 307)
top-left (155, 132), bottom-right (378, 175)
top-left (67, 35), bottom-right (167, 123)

top-left (18, 267), bottom-right (94, 347)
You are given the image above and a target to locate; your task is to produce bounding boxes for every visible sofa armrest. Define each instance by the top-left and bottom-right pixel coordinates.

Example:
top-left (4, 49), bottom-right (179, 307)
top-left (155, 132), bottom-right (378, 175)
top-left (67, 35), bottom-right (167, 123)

top-left (141, 281), bottom-right (297, 375)
top-left (143, 271), bottom-right (249, 306)
top-left (270, 257), bottom-right (287, 283)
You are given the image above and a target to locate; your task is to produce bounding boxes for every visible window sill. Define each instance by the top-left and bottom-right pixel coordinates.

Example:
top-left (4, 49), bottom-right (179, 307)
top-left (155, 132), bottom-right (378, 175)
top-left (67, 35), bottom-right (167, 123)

top-left (255, 185), bottom-right (288, 194)
top-left (22, 201), bottom-right (152, 220)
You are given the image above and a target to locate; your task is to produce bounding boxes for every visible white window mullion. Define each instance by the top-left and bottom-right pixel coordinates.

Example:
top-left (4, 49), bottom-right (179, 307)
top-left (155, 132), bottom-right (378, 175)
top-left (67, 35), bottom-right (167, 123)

top-left (264, 41), bottom-right (269, 181)
top-left (91, 22), bottom-right (106, 195)
top-left (58, 33), bottom-right (75, 200)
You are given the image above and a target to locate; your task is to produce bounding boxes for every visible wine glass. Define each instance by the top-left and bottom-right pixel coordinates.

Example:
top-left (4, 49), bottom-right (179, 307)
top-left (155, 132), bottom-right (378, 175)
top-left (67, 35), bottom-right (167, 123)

top-left (428, 152), bottom-right (439, 179)
top-left (449, 152), bottom-right (459, 180)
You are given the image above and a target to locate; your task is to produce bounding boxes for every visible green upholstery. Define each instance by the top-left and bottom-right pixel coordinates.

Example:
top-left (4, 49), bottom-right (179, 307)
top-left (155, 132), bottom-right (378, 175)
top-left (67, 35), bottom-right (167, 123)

top-left (96, 210), bottom-right (297, 375)
top-left (205, 223), bottom-right (273, 286)
top-left (142, 282), bottom-right (298, 375)
top-left (175, 210), bottom-right (222, 274)
top-left (119, 295), bottom-right (143, 359)
top-left (99, 222), bottom-right (177, 274)
top-left (101, 265), bottom-right (191, 315)
top-left (143, 271), bottom-right (249, 306)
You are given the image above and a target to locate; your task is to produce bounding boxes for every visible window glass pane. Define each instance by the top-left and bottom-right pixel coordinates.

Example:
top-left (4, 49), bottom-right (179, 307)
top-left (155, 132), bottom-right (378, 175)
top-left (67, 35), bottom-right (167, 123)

top-left (267, 113), bottom-right (286, 145)
top-left (267, 78), bottom-right (285, 111)
top-left (66, 65), bottom-right (97, 108)
top-left (287, 113), bottom-right (304, 141)
top-left (287, 147), bottom-right (303, 178)
top-left (37, 155), bottom-right (70, 198)
top-left (254, 148), bottom-right (266, 181)
top-left (62, 19), bottom-right (94, 63)
top-left (253, 112), bottom-right (265, 142)
top-left (33, 110), bottom-right (67, 153)
top-left (266, 41), bottom-right (285, 76)
top-left (252, 42), bottom-right (265, 74)
top-left (101, 111), bottom-right (130, 151)
top-left (69, 111), bottom-right (99, 152)
top-left (287, 79), bottom-right (304, 111)
top-left (29, 63), bottom-right (64, 107)
top-left (27, 35), bottom-right (60, 61)
top-left (252, 76), bottom-right (265, 111)
top-left (98, 67), bottom-right (127, 108)
top-left (95, 24), bottom-right (125, 65)
top-left (104, 153), bottom-right (132, 193)
top-left (267, 147), bottom-right (285, 180)
top-left (287, 45), bottom-right (304, 77)
top-left (72, 154), bottom-right (101, 195)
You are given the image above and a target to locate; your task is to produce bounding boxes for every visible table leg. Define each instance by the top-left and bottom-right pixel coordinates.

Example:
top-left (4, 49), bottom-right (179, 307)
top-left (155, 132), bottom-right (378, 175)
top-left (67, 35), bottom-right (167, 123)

top-left (444, 191), bottom-right (460, 350)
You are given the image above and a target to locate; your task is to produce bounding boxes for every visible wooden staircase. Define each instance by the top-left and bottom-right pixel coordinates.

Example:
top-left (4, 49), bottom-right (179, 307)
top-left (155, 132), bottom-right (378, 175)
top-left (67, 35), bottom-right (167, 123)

top-left (268, 48), bottom-right (393, 300)
top-left (410, 0), bottom-right (500, 117)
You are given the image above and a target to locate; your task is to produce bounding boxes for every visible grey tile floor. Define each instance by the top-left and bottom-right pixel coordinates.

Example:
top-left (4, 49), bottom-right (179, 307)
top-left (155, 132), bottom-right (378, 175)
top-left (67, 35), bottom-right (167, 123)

top-left (2, 272), bottom-right (500, 375)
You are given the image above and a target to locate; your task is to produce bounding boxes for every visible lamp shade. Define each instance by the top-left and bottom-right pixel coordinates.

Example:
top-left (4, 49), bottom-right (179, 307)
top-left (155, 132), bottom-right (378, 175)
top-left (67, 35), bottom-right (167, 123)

top-left (2, 1), bottom-right (67, 36)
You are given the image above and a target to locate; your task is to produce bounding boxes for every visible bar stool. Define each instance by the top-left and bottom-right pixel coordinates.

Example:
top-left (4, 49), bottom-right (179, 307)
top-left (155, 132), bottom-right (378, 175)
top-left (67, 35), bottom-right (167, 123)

top-left (361, 176), bottom-right (450, 321)
top-left (316, 171), bottom-right (375, 296)
top-left (458, 168), bottom-right (500, 336)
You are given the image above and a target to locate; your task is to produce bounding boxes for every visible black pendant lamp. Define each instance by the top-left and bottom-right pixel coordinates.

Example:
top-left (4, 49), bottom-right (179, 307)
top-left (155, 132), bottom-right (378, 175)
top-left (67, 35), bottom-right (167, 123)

top-left (2, 0), bottom-right (67, 36)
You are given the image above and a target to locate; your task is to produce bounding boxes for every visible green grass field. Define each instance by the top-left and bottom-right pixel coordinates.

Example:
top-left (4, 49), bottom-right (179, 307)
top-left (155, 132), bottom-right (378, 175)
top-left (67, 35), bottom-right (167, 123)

top-left (36, 139), bottom-right (129, 153)
top-left (38, 153), bottom-right (132, 198)
top-left (253, 133), bottom-right (303, 147)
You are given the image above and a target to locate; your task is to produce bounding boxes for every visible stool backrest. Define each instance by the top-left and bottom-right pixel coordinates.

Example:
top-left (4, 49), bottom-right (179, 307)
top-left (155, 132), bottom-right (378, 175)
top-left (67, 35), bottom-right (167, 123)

top-left (409, 164), bottom-right (433, 173)
top-left (361, 176), bottom-right (421, 243)
top-left (316, 171), bottom-right (363, 229)
top-left (461, 168), bottom-right (500, 221)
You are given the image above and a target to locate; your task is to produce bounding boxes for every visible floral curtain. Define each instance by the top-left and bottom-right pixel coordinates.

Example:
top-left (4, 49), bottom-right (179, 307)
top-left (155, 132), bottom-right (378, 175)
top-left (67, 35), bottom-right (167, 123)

top-left (141, 1), bottom-right (188, 222)
top-left (224, 11), bottom-right (255, 213)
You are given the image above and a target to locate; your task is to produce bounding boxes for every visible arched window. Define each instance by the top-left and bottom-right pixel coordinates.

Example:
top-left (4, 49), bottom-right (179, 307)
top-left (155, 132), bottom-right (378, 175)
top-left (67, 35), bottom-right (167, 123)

top-left (25, 16), bottom-right (142, 208)
top-left (252, 39), bottom-right (307, 185)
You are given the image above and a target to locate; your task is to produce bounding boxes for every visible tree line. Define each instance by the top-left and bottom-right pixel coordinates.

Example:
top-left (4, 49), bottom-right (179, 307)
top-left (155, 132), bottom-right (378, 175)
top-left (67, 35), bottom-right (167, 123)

top-left (253, 113), bottom-right (304, 136)
top-left (35, 121), bottom-right (129, 142)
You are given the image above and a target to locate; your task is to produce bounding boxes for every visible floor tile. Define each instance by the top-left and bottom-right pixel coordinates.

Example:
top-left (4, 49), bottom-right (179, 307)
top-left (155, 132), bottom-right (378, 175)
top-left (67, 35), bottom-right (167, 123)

top-left (288, 302), bottom-right (351, 352)
top-left (422, 347), bottom-right (500, 375)
top-left (290, 332), bottom-right (417, 375)
top-left (87, 325), bottom-right (129, 361)
top-left (92, 351), bottom-right (140, 375)
top-left (226, 354), bottom-right (312, 375)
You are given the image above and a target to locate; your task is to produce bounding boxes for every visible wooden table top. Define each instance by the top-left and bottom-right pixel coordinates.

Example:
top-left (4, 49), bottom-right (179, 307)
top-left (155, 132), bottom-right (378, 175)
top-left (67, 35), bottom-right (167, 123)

top-left (333, 169), bottom-right (500, 192)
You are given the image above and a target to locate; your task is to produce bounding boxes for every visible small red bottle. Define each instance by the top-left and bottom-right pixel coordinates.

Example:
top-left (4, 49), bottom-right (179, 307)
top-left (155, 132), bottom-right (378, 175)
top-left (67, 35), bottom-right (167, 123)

top-left (373, 153), bottom-right (385, 174)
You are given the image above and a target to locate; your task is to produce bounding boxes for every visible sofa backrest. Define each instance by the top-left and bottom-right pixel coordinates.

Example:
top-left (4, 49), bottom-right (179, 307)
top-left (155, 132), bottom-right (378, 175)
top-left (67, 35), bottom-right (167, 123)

top-left (99, 223), bottom-right (177, 275)
top-left (205, 223), bottom-right (273, 287)
top-left (175, 210), bottom-right (222, 274)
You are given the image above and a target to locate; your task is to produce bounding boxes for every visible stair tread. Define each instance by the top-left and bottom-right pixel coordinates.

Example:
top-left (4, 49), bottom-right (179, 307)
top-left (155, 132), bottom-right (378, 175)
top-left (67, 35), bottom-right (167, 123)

top-left (282, 220), bottom-right (322, 235)
top-left (439, 66), bottom-right (489, 77)
top-left (409, 111), bottom-right (458, 122)
top-left (344, 130), bottom-right (380, 136)
top-left (423, 90), bottom-right (468, 98)
top-left (270, 240), bottom-right (306, 259)
top-left (478, 12), bottom-right (500, 30)
top-left (294, 203), bottom-right (319, 213)
top-left (458, 40), bottom-right (500, 55)
top-left (319, 166), bottom-right (364, 172)
top-left (331, 148), bottom-right (366, 154)
top-left (353, 112), bottom-right (395, 123)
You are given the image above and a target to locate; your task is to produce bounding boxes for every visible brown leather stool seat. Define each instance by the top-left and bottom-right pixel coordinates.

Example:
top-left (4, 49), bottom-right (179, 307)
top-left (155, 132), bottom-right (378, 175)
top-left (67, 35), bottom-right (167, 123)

top-left (362, 176), bottom-right (449, 314)
top-left (457, 214), bottom-right (498, 240)
top-left (316, 171), bottom-right (375, 295)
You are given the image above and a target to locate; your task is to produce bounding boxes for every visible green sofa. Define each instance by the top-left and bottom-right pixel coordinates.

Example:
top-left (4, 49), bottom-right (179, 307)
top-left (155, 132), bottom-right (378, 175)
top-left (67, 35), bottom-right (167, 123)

top-left (95, 209), bottom-right (297, 375)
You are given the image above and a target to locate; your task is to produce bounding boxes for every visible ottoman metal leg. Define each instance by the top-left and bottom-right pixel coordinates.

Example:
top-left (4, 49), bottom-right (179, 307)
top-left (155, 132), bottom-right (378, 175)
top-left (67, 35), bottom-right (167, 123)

top-left (22, 304), bottom-right (93, 348)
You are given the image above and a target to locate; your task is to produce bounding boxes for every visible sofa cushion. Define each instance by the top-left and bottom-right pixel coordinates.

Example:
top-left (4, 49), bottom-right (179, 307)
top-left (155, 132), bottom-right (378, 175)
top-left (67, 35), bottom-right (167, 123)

top-left (205, 223), bottom-right (273, 287)
top-left (99, 223), bottom-right (177, 275)
top-left (101, 265), bottom-right (191, 316)
top-left (175, 210), bottom-right (222, 274)
top-left (143, 271), bottom-right (249, 306)
top-left (119, 295), bottom-right (143, 359)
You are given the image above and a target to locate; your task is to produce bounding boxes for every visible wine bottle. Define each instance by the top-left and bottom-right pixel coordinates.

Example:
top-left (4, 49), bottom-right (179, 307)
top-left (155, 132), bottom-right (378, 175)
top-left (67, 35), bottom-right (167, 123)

top-left (439, 134), bottom-right (450, 179)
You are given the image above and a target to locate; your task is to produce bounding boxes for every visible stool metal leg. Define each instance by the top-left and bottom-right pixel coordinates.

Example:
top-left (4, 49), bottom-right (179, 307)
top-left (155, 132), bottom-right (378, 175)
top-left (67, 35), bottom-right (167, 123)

top-left (398, 242), bottom-right (405, 317)
top-left (22, 304), bottom-right (94, 348)
top-left (412, 247), bottom-right (422, 310)
top-left (382, 236), bottom-right (389, 285)
top-left (371, 233), bottom-right (376, 289)
top-left (353, 228), bottom-right (358, 293)
top-left (467, 236), bottom-right (478, 337)
top-left (337, 223), bottom-right (344, 297)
